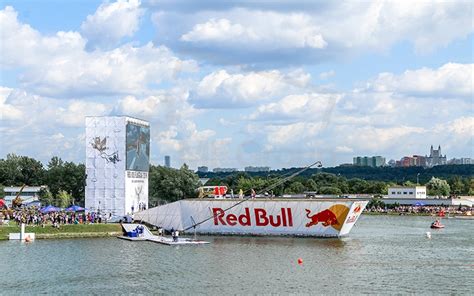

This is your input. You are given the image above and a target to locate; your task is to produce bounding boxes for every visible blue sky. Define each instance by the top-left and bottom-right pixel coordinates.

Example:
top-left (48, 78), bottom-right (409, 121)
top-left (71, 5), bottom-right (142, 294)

top-left (0, 0), bottom-right (473, 170)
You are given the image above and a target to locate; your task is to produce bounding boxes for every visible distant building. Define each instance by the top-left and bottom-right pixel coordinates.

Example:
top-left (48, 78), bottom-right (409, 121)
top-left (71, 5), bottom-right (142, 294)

top-left (197, 166), bottom-right (209, 173)
top-left (353, 156), bottom-right (386, 167)
top-left (387, 186), bottom-right (426, 199)
top-left (212, 168), bottom-right (238, 173)
top-left (448, 158), bottom-right (473, 165)
top-left (164, 155), bottom-right (171, 168)
top-left (396, 155), bottom-right (426, 167)
top-left (244, 166), bottom-right (270, 172)
top-left (4, 185), bottom-right (47, 207)
top-left (425, 145), bottom-right (447, 167)
top-left (413, 155), bottom-right (427, 167)
top-left (387, 159), bottom-right (397, 167)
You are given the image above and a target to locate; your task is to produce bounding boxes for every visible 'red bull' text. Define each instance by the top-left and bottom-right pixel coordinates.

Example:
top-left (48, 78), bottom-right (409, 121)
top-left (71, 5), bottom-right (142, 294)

top-left (212, 207), bottom-right (293, 227)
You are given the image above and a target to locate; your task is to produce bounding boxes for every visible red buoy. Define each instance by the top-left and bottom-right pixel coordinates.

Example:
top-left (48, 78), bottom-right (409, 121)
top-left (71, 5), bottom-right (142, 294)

top-left (297, 258), bottom-right (303, 265)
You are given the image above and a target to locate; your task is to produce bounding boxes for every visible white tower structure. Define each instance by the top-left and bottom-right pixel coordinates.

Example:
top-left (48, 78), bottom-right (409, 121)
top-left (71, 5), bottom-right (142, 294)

top-left (85, 116), bottom-right (150, 216)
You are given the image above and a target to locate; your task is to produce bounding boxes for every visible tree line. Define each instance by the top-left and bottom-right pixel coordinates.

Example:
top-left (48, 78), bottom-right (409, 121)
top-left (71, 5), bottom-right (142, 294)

top-left (199, 164), bottom-right (474, 183)
top-left (0, 154), bottom-right (473, 207)
top-left (204, 172), bottom-right (472, 197)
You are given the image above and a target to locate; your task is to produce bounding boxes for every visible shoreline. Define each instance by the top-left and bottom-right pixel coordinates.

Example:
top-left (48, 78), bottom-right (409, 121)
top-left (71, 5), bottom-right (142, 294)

top-left (362, 212), bottom-right (433, 216)
top-left (0, 224), bottom-right (122, 240)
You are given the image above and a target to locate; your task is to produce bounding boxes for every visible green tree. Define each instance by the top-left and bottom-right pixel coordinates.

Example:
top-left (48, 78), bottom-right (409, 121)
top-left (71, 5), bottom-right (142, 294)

top-left (39, 187), bottom-right (54, 205)
top-left (427, 177), bottom-right (450, 197)
top-left (348, 178), bottom-right (369, 193)
top-left (319, 186), bottom-right (342, 195)
top-left (368, 181), bottom-right (388, 194)
top-left (148, 164), bottom-right (200, 205)
top-left (284, 181), bottom-right (305, 194)
top-left (305, 179), bottom-right (317, 191)
top-left (464, 178), bottom-right (474, 195)
top-left (43, 157), bottom-right (86, 205)
top-left (57, 190), bottom-right (71, 208)
top-left (448, 176), bottom-right (464, 197)
top-left (0, 154), bottom-right (45, 186)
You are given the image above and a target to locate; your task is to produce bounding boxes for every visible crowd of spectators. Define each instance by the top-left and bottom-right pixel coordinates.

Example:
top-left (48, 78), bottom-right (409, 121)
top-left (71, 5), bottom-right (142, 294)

top-left (0, 207), bottom-right (108, 227)
top-left (366, 204), bottom-right (473, 215)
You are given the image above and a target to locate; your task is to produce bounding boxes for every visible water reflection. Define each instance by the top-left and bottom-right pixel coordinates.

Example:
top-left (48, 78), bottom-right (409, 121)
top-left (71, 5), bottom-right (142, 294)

top-left (1, 215), bottom-right (472, 294)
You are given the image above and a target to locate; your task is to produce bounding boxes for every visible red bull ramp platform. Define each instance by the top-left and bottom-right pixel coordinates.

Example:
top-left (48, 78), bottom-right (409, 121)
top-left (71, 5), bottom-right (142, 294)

top-left (134, 198), bottom-right (369, 238)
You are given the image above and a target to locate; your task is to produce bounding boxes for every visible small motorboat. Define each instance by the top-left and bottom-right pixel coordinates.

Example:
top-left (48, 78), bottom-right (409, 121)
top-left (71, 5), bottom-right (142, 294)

top-left (430, 220), bottom-right (445, 229)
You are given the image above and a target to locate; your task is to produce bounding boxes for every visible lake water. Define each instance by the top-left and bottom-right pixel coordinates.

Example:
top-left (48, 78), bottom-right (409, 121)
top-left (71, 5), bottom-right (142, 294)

top-left (1, 215), bottom-right (473, 295)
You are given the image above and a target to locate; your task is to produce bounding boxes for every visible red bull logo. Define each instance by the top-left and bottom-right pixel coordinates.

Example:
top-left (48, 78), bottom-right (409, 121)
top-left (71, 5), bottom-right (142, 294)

top-left (305, 204), bottom-right (350, 231)
top-left (305, 209), bottom-right (339, 227)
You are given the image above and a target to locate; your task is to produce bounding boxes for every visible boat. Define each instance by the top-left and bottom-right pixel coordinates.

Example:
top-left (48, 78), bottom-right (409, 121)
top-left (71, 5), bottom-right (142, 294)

top-left (430, 220), bottom-right (445, 229)
top-left (133, 198), bottom-right (369, 238)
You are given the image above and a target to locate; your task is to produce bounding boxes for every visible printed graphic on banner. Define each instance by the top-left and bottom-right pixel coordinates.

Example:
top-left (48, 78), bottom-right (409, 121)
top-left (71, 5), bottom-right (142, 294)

top-left (305, 204), bottom-right (349, 231)
top-left (90, 136), bottom-right (120, 164)
top-left (346, 202), bottom-right (364, 224)
top-left (126, 123), bottom-right (150, 171)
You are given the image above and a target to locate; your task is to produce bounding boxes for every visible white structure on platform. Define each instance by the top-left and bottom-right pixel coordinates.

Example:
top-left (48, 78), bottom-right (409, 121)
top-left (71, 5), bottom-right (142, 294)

top-left (85, 116), bottom-right (150, 216)
top-left (388, 186), bottom-right (426, 199)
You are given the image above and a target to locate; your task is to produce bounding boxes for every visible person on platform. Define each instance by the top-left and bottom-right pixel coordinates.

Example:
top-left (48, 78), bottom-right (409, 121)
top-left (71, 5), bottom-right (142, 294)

top-left (174, 229), bottom-right (179, 242)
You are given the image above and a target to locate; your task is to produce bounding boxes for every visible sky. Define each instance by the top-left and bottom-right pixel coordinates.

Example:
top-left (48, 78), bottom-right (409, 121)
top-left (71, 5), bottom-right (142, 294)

top-left (0, 0), bottom-right (473, 170)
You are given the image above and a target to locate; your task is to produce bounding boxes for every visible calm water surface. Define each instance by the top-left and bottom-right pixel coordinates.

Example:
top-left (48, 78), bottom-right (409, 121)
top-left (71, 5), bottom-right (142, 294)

top-left (1, 215), bottom-right (473, 295)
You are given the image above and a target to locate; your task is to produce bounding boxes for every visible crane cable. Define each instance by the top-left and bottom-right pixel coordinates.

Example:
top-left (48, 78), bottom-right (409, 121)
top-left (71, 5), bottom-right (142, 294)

top-left (182, 160), bottom-right (322, 232)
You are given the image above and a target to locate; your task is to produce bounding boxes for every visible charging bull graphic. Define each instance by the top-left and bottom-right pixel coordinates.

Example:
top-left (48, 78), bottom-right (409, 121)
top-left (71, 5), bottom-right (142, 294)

top-left (305, 209), bottom-right (338, 227)
top-left (305, 204), bottom-right (350, 231)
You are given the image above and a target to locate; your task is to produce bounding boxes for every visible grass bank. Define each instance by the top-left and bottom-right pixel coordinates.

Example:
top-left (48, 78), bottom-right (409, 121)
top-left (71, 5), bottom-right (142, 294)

top-left (0, 224), bottom-right (123, 240)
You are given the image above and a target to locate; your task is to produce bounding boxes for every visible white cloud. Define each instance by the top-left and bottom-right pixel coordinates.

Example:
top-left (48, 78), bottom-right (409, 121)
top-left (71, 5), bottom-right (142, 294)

top-left (155, 120), bottom-right (232, 168)
top-left (0, 87), bottom-right (23, 120)
top-left (346, 126), bottom-right (426, 151)
top-left (315, 1), bottom-right (473, 53)
top-left (81, 0), bottom-right (144, 50)
top-left (115, 91), bottom-right (238, 168)
top-left (249, 93), bottom-right (342, 121)
top-left (194, 69), bottom-right (311, 108)
top-left (181, 18), bottom-right (258, 43)
top-left (441, 117), bottom-right (474, 137)
top-left (51, 133), bottom-right (65, 140)
top-left (117, 89), bottom-right (197, 122)
top-left (58, 101), bottom-right (109, 127)
top-left (0, 6), bottom-right (197, 97)
top-left (180, 11), bottom-right (327, 50)
top-left (0, 6), bottom-right (85, 68)
top-left (161, 2), bottom-right (472, 65)
top-left (264, 122), bottom-right (325, 149)
top-left (336, 146), bottom-right (353, 153)
top-left (319, 70), bottom-right (335, 80)
top-left (365, 63), bottom-right (473, 98)
top-left (0, 88), bottom-right (111, 161)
